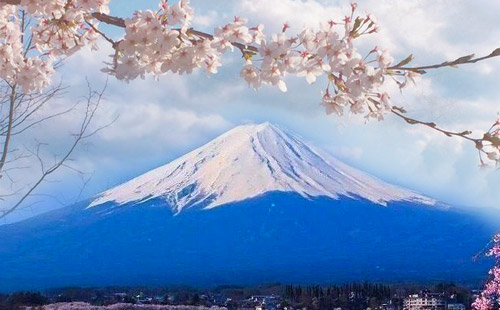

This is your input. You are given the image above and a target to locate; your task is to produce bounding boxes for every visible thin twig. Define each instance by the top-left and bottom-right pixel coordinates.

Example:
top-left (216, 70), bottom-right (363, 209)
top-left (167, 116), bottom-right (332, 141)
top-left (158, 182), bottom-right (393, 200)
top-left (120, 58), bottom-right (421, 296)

top-left (0, 81), bottom-right (110, 219)
top-left (389, 49), bottom-right (500, 73)
top-left (85, 18), bottom-right (118, 48)
top-left (0, 84), bottom-right (17, 176)
top-left (391, 107), bottom-right (482, 147)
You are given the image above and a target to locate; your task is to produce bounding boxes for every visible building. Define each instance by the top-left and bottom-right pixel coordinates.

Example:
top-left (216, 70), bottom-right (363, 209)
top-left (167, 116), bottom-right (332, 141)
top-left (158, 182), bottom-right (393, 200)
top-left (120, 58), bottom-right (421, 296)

top-left (447, 303), bottom-right (465, 310)
top-left (249, 295), bottom-right (279, 310)
top-left (380, 301), bottom-right (397, 310)
top-left (403, 293), bottom-right (447, 310)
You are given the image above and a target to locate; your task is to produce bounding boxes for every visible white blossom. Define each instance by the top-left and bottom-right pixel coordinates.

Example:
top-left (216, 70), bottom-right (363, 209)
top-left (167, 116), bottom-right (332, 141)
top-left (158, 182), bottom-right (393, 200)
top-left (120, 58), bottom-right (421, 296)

top-left (240, 61), bottom-right (261, 90)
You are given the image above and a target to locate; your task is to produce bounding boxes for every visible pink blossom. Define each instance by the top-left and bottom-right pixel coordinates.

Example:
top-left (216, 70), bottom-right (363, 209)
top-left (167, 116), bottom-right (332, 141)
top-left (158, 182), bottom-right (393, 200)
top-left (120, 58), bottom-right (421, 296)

top-left (472, 296), bottom-right (492, 310)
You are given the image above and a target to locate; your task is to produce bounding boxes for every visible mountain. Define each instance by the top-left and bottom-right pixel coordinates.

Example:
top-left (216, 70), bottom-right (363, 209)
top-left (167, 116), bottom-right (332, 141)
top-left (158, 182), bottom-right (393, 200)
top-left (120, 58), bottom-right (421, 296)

top-left (89, 122), bottom-right (433, 212)
top-left (0, 123), bottom-right (497, 292)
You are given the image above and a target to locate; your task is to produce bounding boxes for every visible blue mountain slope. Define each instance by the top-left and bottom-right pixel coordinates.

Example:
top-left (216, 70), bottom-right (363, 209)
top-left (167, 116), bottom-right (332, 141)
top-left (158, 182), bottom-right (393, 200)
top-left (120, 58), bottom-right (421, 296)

top-left (0, 193), bottom-right (497, 292)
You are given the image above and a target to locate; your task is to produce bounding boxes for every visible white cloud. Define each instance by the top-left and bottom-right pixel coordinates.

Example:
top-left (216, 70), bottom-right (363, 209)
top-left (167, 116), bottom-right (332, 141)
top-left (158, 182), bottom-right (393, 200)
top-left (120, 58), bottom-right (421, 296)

top-left (97, 102), bottom-right (232, 153)
top-left (236, 0), bottom-right (345, 32)
top-left (192, 10), bottom-right (220, 28)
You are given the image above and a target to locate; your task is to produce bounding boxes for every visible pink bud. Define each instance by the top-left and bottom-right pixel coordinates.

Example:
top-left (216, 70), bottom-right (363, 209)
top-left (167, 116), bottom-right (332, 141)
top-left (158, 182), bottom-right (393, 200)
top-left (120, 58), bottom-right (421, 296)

top-left (282, 22), bottom-right (290, 33)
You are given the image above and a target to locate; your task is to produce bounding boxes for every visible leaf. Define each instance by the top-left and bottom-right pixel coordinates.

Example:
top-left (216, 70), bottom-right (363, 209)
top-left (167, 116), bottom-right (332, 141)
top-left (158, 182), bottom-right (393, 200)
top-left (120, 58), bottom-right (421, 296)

top-left (352, 17), bottom-right (363, 32)
top-left (243, 52), bottom-right (255, 60)
top-left (393, 54), bottom-right (414, 68)
top-left (489, 47), bottom-right (500, 57)
top-left (451, 54), bottom-right (475, 64)
top-left (490, 136), bottom-right (500, 147)
top-left (349, 17), bottom-right (363, 37)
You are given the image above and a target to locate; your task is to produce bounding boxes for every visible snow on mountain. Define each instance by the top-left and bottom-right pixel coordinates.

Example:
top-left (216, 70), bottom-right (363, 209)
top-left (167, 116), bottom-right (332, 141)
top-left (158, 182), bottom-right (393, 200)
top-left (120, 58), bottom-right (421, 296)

top-left (89, 122), bottom-right (435, 213)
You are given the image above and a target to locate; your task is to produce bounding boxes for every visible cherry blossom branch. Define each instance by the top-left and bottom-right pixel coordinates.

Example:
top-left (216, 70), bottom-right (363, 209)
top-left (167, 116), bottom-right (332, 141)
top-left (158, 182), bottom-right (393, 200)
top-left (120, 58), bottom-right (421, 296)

top-left (3, 0), bottom-right (497, 67)
top-left (91, 12), bottom-right (125, 27)
top-left (186, 28), bottom-right (259, 54)
top-left (85, 18), bottom-right (118, 48)
top-left (90, 12), bottom-right (259, 54)
top-left (89, 12), bottom-right (500, 70)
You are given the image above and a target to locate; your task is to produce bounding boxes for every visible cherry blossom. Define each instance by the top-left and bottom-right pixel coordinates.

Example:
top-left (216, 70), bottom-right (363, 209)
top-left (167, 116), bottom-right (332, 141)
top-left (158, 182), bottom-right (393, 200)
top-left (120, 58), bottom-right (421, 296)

top-left (97, 0), bottom-right (404, 120)
top-left (477, 118), bottom-right (500, 167)
top-left (473, 234), bottom-right (500, 310)
top-left (214, 16), bottom-right (253, 50)
top-left (28, 302), bottom-right (229, 310)
top-left (0, 0), bottom-right (109, 93)
top-left (472, 296), bottom-right (493, 310)
top-left (240, 61), bottom-right (261, 90)
top-left (1, 0), bottom-right (499, 166)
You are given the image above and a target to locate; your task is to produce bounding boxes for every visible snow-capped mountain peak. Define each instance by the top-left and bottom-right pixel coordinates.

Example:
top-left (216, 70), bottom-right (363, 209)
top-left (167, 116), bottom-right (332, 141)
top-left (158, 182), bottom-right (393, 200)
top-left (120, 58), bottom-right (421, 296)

top-left (89, 122), bottom-right (434, 213)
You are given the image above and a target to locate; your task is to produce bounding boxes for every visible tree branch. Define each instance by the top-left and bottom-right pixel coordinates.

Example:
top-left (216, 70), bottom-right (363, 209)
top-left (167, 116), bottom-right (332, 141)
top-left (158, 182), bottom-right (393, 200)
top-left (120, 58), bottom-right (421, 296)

top-left (391, 107), bottom-right (483, 149)
top-left (91, 12), bottom-right (125, 27)
top-left (0, 0), bottom-right (20, 4)
top-left (0, 84), bottom-right (17, 177)
top-left (85, 18), bottom-right (119, 48)
top-left (0, 81), bottom-right (109, 220)
top-left (90, 12), bottom-right (259, 54)
top-left (389, 48), bottom-right (500, 73)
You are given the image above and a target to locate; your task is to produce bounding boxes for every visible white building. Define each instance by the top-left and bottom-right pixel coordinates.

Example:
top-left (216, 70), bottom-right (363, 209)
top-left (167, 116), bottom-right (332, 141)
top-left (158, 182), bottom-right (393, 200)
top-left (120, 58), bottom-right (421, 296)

top-left (403, 293), bottom-right (447, 310)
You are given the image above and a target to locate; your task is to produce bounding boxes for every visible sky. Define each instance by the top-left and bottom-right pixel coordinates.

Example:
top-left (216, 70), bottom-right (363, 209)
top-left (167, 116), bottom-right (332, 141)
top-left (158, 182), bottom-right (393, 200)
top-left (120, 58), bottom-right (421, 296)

top-left (2, 0), bottom-right (500, 224)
